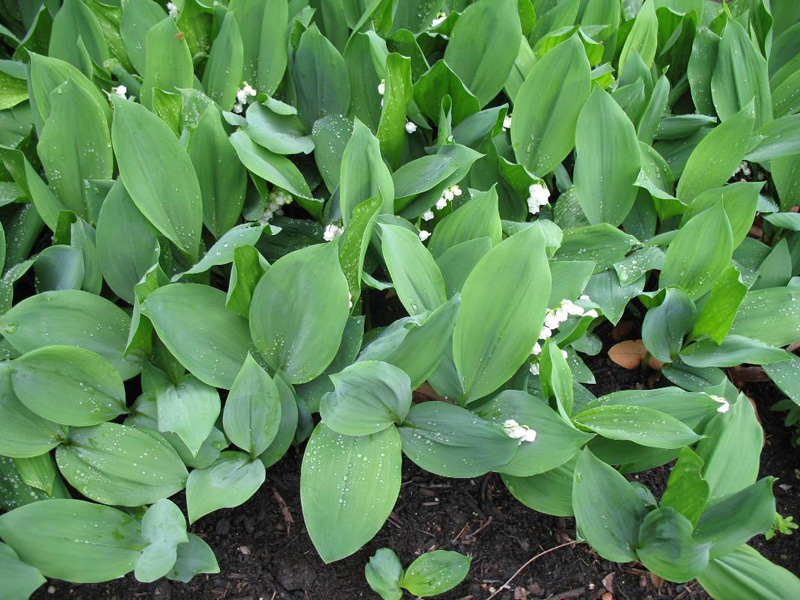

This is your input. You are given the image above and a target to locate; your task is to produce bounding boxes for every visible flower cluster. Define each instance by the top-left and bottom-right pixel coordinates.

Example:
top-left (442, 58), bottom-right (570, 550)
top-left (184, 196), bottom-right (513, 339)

top-left (233, 82), bottom-right (257, 114)
top-left (503, 419), bottom-right (537, 443)
top-left (166, 2), bottom-right (179, 18)
top-left (527, 182), bottom-right (550, 215)
top-left (323, 223), bottom-right (344, 242)
top-left (435, 185), bottom-right (462, 210)
top-left (707, 394), bottom-right (731, 414)
top-left (733, 161), bottom-right (752, 179)
top-left (260, 189), bottom-right (292, 223)
top-left (530, 296), bottom-right (599, 374)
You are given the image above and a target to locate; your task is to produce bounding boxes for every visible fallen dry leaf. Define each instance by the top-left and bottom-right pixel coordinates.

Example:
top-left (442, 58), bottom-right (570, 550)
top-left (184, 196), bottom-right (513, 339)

top-left (608, 340), bottom-right (648, 369)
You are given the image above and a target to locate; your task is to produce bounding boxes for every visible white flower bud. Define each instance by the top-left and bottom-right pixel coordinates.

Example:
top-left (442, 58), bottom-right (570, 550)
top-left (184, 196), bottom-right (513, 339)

top-left (419, 230), bottom-right (431, 242)
top-left (422, 210), bottom-right (434, 222)
top-left (405, 121), bottom-right (418, 133)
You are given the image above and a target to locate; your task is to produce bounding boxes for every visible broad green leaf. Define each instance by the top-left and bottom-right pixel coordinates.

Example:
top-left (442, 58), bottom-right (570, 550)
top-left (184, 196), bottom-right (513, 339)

top-left (13, 453), bottom-right (56, 495)
top-left (141, 284), bottom-right (253, 389)
top-left (344, 31), bottom-right (383, 131)
top-left (321, 360), bottom-right (411, 436)
top-left (112, 97), bottom-right (203, 259)
top-left (0, 289), bottom-right (139, 379)
top-left (0, 365), bottom-right (65, 458)
top-left (584, 387), bottom-right (721, 430)
top-left (339, 119), bottom-right (394, 225)
top-left (691, 265), bottom-right (747, 343)
top-left (259, 371), bottom-right (299, 468)
top-left (502, 457), bottom-right (577, 517)
top-left (293, 25), bottom-right (350, 131)
top-left (37, 78), bottom-right (112, 221)
top-left (413, 60), bottom-right (480, 126)
top-left (711, 18), bottom-right (772, 128)
top-left (659, 202), bottom-right (733, 299)
top-left (24, 158), bottom-right (65, 232)
top-left (135, 499), bottom-right (188, 583)
top-left (618, 0), bottom-right (658, 70)
top-left (730, 286), bottom-right (800, 347)
top-left (696, 396), bottom-right (762, 502)
top-left (574, 86), bottom-right (641, 226)
top-left (222, 354), bottom-right (281, 457)
top-left (0, 500), bottom-right (144, 583)
top-left (339, 194), bottom-right (382, 305)
top-left (186, 450), bottom-right (266, 523)
top-left (250, 242), bottom-right (349, 383)
top-left (764, 354), bottom-right (800, 403)
top-left (156, 375), bottom-right (221, 456)
top-left (140, 16), bottom-right (193, 108)
top-left (0, 542), bottom-right (46, 600)
top-left (661, 447), bottom-right (709, 527)
top-left (428, 187), bottom-right (502, 258)
top-left (49, 0), bottom-right (109, 73)
top-left (96, 180), bottom-right (160, 304)
top-left (697, 545), bottom-right (800, 600)
top-left (454, 225), bottom-right (551, 403)
top-left (642, 288), bottom-right (695, 363)
top-left (398, 402), bottom-right (518, 478)
top-left (636, 507), bottom-right (711, 583)
top-left (437, 238), bottom-right (493, 297)
top-left (10, 346), bottom-right (126, 427)
top-left (166, 533), bottom-right (220, 583)
top-left (245, 102), bottom-right (314, 155)
top-left (56, 422), bottom-right (187, 506)
top-left (680, 335), bottom-right (790, 368)
top-left (746, 115), bottom-right (800, 162)
top-left (202, 12), bottom-right (243, 110)
top-left (301, 423), bottom-right (401, 563)
top-left (676, 102), bottom-right (755, 204)
top-left (312, 114), bottom-right (352, 193)
top-left (119, 0), bottom-right (166, 74)
top-left (226, 245), bottom-right (268, 318)
top-left (377, 53), bottom-right (412, 168)
top-left (555, 224), bottom-right (638, 272)
top-left (512, 35), bottom-right (591, 176)
top-left (188, 106), bottom-right (248, 238)
top-left (365, 548), bottom-right (403, 600)
top-left (694, 478), bottom-right (776, 559)
top-left (381, 224), bottom-right (447, 315)
top-left (573, 405), bottom-right (701, 449)
top-left (444, 0), bottom-right (521, 107)
top-left (572, 448), bottom-right (648, 562)
top-left (229, 0), bottom-right (288, 95)
top-left (401, 550), bottom-right (471, 596)
top-left (681, 182), bottom-right (760, 248)
top-left (393, 154), bottom-right (460, 200)
top-left (476, 390), bottom-right (594, 477)
top-left (178, 224), bottom-right (267, 279)
top-left (229, 130), bottom-right (314, 203)
top-left (34, 245), bottom-right (84, 292)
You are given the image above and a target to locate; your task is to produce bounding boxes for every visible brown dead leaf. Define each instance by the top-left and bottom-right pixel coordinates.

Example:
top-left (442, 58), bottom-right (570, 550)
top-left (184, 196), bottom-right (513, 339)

top-left (611, 321), bottom-right (633, 341)
top-left (649, 572), bottom-right (664, 590)
top-left (602, 573), bottom-right (615, 594)
top-left (608, 340), bottom-right (647, 369)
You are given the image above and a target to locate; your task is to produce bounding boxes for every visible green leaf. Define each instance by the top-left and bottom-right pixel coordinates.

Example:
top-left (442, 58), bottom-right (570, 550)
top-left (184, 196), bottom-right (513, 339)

top-left (377, 53), bottom-right (412, 168)
top-left (119, 0), bottom-right (166, 74)
top-left (339, 119), bottom-right (394, 225)
top-left (178, 223), bottom-right (267, 279)
top-left (454, 224), bottom-right (551, 404)
top-left (301, 423), bottom-right (402, 563)
top-left (339, 194), bottom-right (382, 305)
top-left (381, 224), bottom-right (447, 316)
top-left (258, 371), bottom-right (299, 468)
top-left (141, 283), bottom-right (253, 389)
top-left (502, 456), bottom-right (577, 517)
top-left (444, 0), bottom-right (521, 107)
top-left (695, 478), bottom-right (776, 560)
top-left (312, 114), bottom-right (352, 193)
top-left (49, 0), bottom-right (109, 73)
top-left (10, 346), bottom-right (126, 427)
top-left (13, 453), bottom-right (56, 495)
top-left (476, 390), bottom-right (594, 477)
top-left (764, 354), bottom-right (800, 404)
top-left (401, 550), bottom-right (471, 596)
top-left (140, 16), bottom-right (193, 108)
top-left (365, 548), bottom-right (403, 600)
top-left (0, 499), bottom-right (144, 583)
top-left (293, 25), bottom-right (350, 131)
top-left (250, 242), bottom-right (349, 383)
top-left (156, 375), bottom-right (221, 456)
top-left (618, 0), bottom-right (658, 70)
top-left (202, 12), bottom-right (244, 111)
top-left (188, 106), bottom-right (248, 238)
top-left (636, 507), bottom-right (711, 583)
top-left (512, 35), bottom-right (591, 176)
top-left (555, 224), bottom-right (638, 272)
top-left (437, 238), bottom-right (493, 297)
top-left (245, 101), bottom-right (314, 155)
top-left (572, 448), bottom-right (648, 562)
top-left (697, 545), bottom-right (800, 600)
top-left (111, 97), bottom-right (203, 259)
top-left (661, 447), bottom-right (710, 527)
top-left (166, 533), bottom-right (220, 583)
top-left (186, 450), bottom-right (266, 524)
top-left (642, 288), bottom-right (696, 363)
top-left (320, 360), bottom-right (411, 436)
top-left (37, 78), bottom-right (112, 222)
top-left (680, 335), bottom-right (791, 368)
top-left (135, 499), bottom-right (188, 583)
top-left (34, 245), bottom-right (84, 293)
top-left (676, 102), bottom-right (755, 204)
top-left (229, 0), bottom-right (288, 95)
top-left (659, 202), bottom-right (733, 299)
top-left (696, 395), bottom-right (762, 502)
top-left (222, 354), bottom-right (281, 457)
top-left (428, 187), bottom-right (502, 258)
top-left (730, 286), bottom-right (800, 348)
top-left (574, 86), bottom-right (641, 226)
top-left (0, 542), bottom-right (46, 600)
top-left (398, 401), bottom-right (518, 478)
top-left (711, 18), bottom-right (772, 128)
top-left (413, 60), bottom-right (480, 126)
top-left (226, 245), bottom-right (268, 319)
top-left (573, 404), bottom-right (702, 449)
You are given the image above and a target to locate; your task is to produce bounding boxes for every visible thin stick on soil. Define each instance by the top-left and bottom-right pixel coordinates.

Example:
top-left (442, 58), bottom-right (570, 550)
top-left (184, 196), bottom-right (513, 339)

top-left (484, 540), bottom-right (578, 600)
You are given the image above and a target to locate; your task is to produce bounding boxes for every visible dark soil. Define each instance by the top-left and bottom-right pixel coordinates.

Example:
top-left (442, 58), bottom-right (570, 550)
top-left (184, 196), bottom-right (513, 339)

top-left (32, 324), bottom-right (800, 600)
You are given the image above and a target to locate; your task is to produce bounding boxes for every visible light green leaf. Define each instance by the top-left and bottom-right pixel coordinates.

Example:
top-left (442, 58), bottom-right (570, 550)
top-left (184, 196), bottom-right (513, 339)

top-left (312, 114), bottom-right (352, 193)
top-left (135, 499), bottom-right (188, 583)
top-left (502, 456), bottom-right (577, 517)
top-left (119, 0), bottom-right (166, 74)
top-left (301, 423), bottom-right (401, 563)
top-left (202, 12), bottom-right (243, 111)
top-left (573, 405), bottom-right (702, 449)
top-left (365, 548), bottom-right (403, 600)
top-left (555, 224), bottom-right (638, 272)
top-left (401, 550), bottom-right (471, 596)
top-left (730, 286), bottom-right (800, 347)
top-left (0, 542), bottom-right (46, 600)
top-left (178, 222), bottom-right (266, 278)
top-left (697, 545), bottom-right (800, 600)
top-left (680, 335), bottom-right (790, 368)
top-left (229, 0), bottom-right (288, 95)
top-left (642, 288), bottom-right (696, 363)
top-left (140, 16), bottom-right (193, 108)
top-left (339, 119), bottom-right (394, 225)
top-left (618, 0), bottom-right (658, 70)
top-left (661, 447), bottom-right (710, 527)
top-left (245, 102), bottom-right (314, 155)
top-left (250, 242), bottom-right (349, 383)
top-left (339, 194), bottom-right (382, 305)
top-left (454, 224), bottom-right (551, 404)
top-left (377, 53), bottom-right (412, 168)
top-left (166, 533), bottom-right (220, 583)
top-left (186, 451), bottom-right (266, 523)
top-left (156, 375), bottom-right (221, 456)
top-left (258, 371), bottom-right (299, 469)
top-left (428, 187), bottom-right (502, 258)
top-left (49, 0), bottom-right (109, 73)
